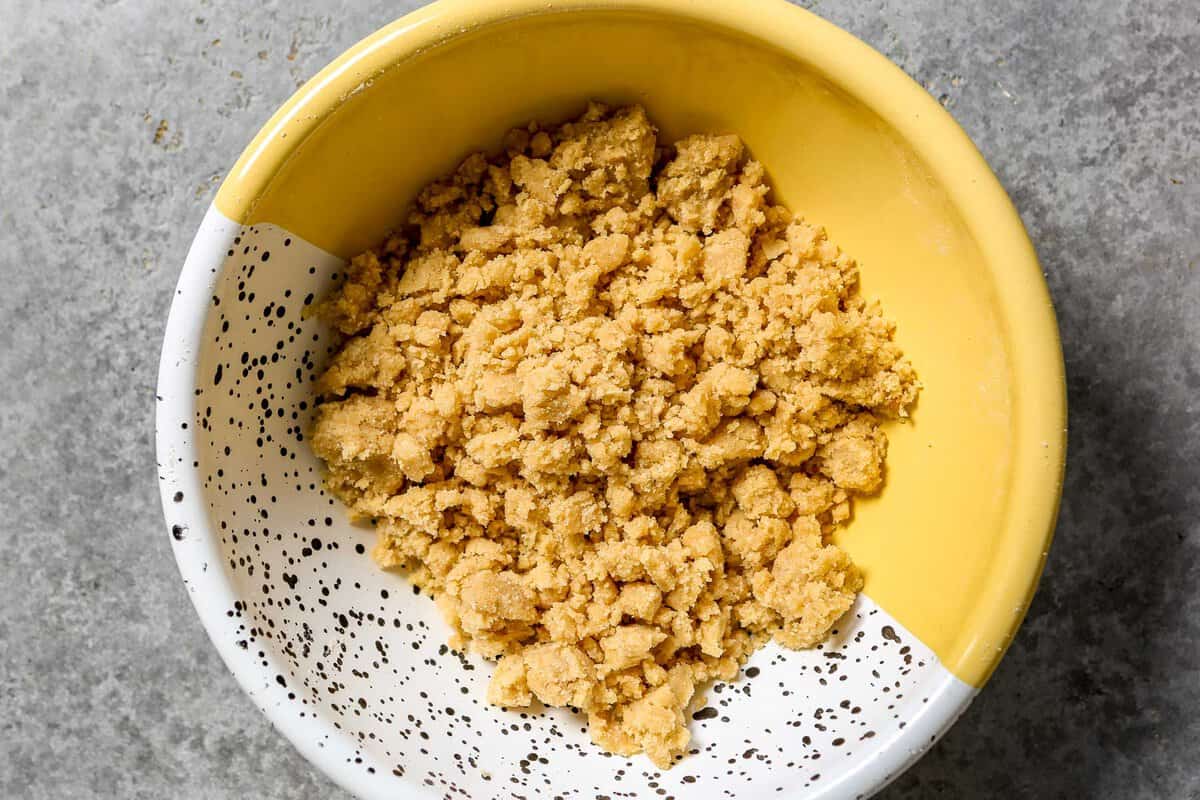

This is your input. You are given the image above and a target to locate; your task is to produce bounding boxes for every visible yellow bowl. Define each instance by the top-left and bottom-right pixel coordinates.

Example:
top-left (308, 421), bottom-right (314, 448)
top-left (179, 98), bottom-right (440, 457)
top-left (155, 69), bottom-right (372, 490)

top-left (158, 0), bottom-right (1066, 796)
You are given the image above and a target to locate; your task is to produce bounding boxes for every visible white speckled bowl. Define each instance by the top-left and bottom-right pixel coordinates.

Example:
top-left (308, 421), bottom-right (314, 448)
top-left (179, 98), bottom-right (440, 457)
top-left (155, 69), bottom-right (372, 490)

top-left (157, 1), bottom-right (1065, 798)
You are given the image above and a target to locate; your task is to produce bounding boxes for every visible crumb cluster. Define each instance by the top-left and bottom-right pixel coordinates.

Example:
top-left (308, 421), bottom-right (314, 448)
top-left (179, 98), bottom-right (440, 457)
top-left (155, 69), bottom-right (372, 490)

top-left (311, 104), bottom-right (917, 767)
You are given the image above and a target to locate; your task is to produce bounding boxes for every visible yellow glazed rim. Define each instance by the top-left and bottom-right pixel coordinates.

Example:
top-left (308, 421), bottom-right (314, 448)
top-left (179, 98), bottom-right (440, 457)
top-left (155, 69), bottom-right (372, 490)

top-left (212, 0), bottom-right (1067, 689)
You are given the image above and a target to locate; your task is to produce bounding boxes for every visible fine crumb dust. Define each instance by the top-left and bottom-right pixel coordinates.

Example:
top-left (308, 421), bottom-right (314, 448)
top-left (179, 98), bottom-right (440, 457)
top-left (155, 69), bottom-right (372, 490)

top-left (310, 103), bottom-right (918, 768)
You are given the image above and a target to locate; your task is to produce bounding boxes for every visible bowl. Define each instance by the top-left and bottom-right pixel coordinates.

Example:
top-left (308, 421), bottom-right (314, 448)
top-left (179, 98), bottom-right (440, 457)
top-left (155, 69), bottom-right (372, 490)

top-left (156, 1), bottom-right (1067, 797)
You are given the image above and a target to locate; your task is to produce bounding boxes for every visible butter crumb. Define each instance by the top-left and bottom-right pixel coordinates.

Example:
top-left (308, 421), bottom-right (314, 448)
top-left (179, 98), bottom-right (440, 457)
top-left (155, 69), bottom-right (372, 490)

top-left (311, 104), bottom-right (917, 768)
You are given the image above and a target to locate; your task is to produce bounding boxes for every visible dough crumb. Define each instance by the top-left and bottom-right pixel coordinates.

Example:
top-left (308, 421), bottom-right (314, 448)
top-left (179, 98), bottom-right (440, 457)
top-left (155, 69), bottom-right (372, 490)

top-left (311, 103), bottom-right (918, 768)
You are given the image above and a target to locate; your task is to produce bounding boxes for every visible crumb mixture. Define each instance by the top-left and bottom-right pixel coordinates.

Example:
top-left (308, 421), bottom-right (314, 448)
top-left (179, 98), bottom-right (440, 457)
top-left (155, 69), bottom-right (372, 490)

top-left (310, 104), bottom-right (918, 767)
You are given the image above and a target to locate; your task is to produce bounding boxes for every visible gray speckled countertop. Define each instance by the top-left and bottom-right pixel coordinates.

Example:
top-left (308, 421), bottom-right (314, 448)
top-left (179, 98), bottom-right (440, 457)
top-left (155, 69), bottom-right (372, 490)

top-left (2, 1), bottom-right (1198, 797)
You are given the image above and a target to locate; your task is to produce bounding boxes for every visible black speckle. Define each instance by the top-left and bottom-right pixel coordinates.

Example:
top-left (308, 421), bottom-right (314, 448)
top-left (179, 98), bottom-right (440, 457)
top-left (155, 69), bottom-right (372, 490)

top-left (171, 525), bottom-right (186, 541)
top-left (692, 707), bottom-right (719, 721)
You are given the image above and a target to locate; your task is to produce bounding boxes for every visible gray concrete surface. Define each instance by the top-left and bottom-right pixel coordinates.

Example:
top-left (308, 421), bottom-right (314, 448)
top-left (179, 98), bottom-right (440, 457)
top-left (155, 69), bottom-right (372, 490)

top-left (2, 0), bottom-right (1198, 797)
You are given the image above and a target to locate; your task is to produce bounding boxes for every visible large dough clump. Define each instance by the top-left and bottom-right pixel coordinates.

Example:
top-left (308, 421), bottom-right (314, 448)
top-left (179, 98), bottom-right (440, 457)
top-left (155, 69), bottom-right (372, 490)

top-left (311, 104), bottom-right (918, 768)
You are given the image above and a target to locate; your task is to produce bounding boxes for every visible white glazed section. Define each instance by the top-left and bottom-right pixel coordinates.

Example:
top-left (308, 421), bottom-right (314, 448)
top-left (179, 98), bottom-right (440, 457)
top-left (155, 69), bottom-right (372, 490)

top-left (156, 206), bottom-right (975, 800)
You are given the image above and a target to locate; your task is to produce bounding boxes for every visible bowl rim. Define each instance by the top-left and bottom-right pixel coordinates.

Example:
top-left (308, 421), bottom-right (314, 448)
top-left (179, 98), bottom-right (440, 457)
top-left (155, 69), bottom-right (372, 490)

top-left (158, 0), bottom-right (1067, 797)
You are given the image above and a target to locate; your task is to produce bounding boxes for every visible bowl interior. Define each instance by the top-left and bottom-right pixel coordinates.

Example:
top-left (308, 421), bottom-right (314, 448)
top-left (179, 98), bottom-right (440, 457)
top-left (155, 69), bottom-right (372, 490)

top-left (160, 4), bottom-right (1063, 799)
